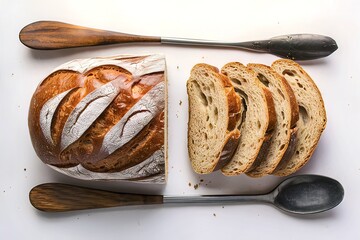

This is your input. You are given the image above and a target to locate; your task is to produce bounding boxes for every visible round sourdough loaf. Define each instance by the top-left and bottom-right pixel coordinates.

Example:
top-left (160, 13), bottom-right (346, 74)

top-left (28, 54), bottom-right (167, 183)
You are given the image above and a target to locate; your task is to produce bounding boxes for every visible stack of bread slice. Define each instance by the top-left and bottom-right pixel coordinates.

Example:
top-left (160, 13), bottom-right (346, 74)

top-left (187, 59), bottom-right (326, 177)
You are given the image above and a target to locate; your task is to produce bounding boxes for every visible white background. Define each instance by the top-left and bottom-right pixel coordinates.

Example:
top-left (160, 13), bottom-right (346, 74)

top-left (1, 0), bottom-right (359, 239)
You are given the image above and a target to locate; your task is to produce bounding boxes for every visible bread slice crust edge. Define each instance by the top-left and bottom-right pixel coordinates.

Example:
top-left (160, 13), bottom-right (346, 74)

top-left (187, 63), bottom-right (241, 174)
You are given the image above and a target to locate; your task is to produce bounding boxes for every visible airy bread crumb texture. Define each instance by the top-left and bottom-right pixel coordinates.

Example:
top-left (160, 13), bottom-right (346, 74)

top-left (245, 64), bottom-right (299, 177)
top-left (187, 59), bottom-right (326, 178)
top-left (187, 64), bottom-right (241, 174)
top-left (271, 59), bottom-right (326, 176)
top-left (220, 62), bottom-right (275, 176)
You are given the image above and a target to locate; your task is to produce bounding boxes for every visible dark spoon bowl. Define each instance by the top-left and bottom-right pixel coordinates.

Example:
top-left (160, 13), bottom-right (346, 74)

top-left (272, 175), bottom-right (344, 214)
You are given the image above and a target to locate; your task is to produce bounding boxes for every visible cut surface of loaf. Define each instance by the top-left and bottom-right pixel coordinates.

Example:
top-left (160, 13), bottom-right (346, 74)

top-left (271, 59), bottom-right (327, 176)
top-left (187, 64), bottom-right (241, 174)
top-left (246, 64), bottom-right (299, 177)
top-left (28, 54), bottom-right (167, 183)
top-left (221, 62), bottom-right (276, 176)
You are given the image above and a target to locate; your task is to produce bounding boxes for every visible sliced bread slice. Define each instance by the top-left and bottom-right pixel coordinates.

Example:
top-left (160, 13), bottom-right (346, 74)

top-left (221, 62), bottom-right (276, 176)
top-left (187, 63), bottom-right (242, 174)
top-left (245, 64), bottom-right (299, 177)
top-left (271, 59), bottom-right (327, 176)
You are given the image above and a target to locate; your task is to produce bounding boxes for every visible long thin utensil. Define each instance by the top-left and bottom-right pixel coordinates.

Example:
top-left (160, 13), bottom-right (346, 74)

top-left (19, 21), bottom-right (338, 60)
top-left (29, 175), bottom-right (344, 214)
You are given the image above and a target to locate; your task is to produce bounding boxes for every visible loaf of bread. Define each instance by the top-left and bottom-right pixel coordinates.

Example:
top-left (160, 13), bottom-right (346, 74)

top-left (28, 54), bottom-right (167, 183)
top-left (221, 62), bottom-right (276, 176)
top-left (245, 64), bottom-right (299, 177)
top-left (187, 64), bottom-right (242, 174)
top-left (271, 59), bottom-right (327, 176)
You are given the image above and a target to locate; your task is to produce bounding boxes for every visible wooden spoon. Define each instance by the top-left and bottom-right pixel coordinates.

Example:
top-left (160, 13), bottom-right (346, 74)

top-left (19, 21), bottom-right (338, 60)
top-left (29, 175), bottom-right (344, 214)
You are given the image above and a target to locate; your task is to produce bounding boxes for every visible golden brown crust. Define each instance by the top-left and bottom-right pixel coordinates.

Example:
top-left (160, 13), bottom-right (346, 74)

top-left (279, 74), bottom-right (299, 127)
top-left (213, 129), bottom-right (241, 171)
top-left (261, 86), bottom-right (277, 133)
top-left (221, 75), bottom-right (242, 132)
top-left (29, 59), bottom-right (166, 175)
top-left (245, 133), bottom-right (272, 177)
top-left (80, 112), bottom-right (164, 172)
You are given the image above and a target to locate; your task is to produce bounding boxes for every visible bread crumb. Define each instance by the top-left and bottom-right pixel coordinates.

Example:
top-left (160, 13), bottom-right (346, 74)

top-left (176, 113), bottom-right (179, 118)
top-left (222, 206), bottom-right (224, 209)
top-left (24, 168), bottom-right (26, 171)
top-left (177, 66), bottom-right (179, 69)
top-left (179, 100), bottom-right (182, 106)
top-left (213, 213), bottom-right (216, 217)
top-left (194, 184), bottom-right (199, 190)
top-left (188, 182), bottom-right (192, 187)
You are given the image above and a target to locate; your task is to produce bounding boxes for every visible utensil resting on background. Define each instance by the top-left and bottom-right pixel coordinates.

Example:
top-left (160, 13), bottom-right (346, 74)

top-left (29, 175), bottom-right (344, 214)
top-left (19, 21), bottom-right (338, 60)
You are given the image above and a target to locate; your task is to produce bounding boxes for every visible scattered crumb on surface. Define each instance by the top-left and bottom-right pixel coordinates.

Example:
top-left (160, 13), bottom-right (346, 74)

top-left (200, 179), bottom-right (204, 182)
top-left (213, 213), bottom-right (216, 217)
top-left (176, 113), bottom-right (179, 118)
top-left (179, 100), bottom-right (182, 106)
top-left (3, 190), bottom-right (5, 193)
top-left (23, 168), bottom-right (26, 171)
top-left (205, 180), bottom-right (212, 186)
top-left (202, 56), bottom-right (204, 59)
top-left (194, 184), bottom-right (199, 190)
top-left (11, 73), bottom-right (14, 76)
top-left (222, 206), bottom-right (224, 209)
top-left (188, 182), bottom-right (192, 187)
top-left (177, 66), bottom-right (179, 69)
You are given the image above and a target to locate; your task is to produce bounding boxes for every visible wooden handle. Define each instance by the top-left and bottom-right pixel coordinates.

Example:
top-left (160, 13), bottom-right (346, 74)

top-left (19, 21), bottom-right (161, 50)
top-left (29, 183), bottom-right (163, 212)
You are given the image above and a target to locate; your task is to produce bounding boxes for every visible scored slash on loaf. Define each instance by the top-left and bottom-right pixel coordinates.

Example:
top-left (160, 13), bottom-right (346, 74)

top-left (187, 59), bottom-right (326, 177)
top-left (28, 54), bottom-right (168, 183)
